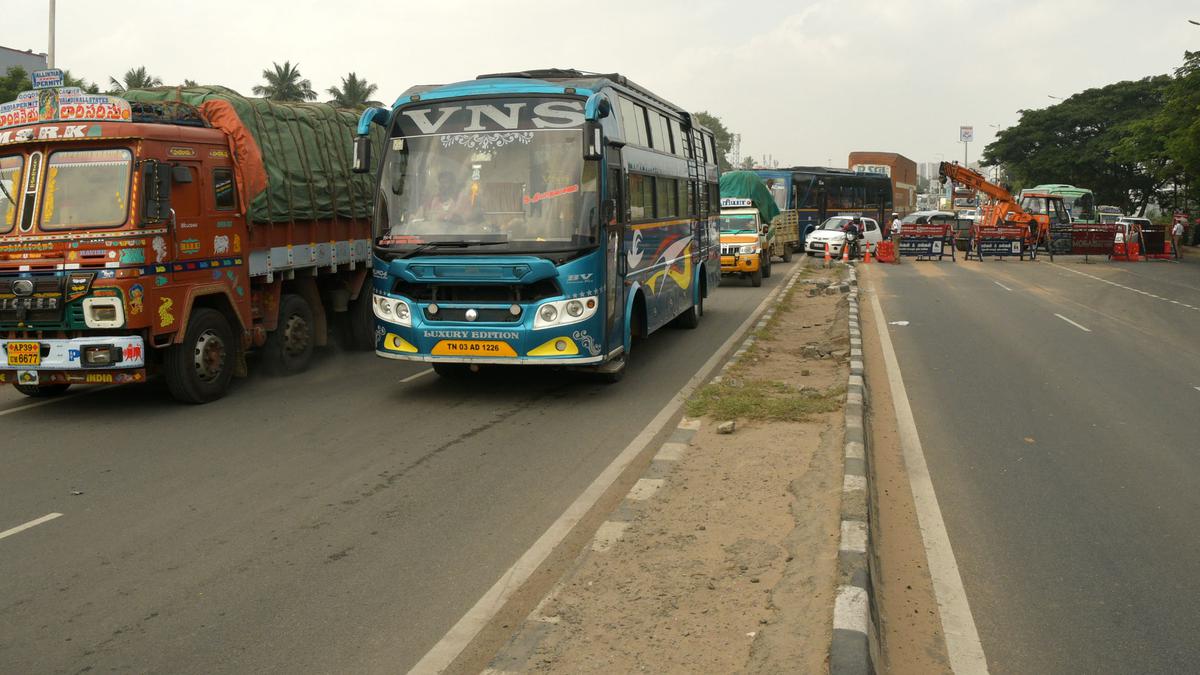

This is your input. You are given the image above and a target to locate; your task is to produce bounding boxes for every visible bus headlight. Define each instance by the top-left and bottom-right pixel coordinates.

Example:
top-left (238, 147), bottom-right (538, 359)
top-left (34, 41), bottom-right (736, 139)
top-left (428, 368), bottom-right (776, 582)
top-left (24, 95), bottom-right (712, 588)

top-left (372, 293), bottom-right (412, 327)
top-left (534, 296), bottom-right (598, 329)
top-left (82, 297), bottom-right (125, 329)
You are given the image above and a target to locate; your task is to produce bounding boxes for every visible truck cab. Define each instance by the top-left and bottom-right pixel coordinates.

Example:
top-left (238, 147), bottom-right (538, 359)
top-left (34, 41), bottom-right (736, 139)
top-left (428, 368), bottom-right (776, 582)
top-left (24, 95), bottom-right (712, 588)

top-left (718, 199), bottom-right (772, 287)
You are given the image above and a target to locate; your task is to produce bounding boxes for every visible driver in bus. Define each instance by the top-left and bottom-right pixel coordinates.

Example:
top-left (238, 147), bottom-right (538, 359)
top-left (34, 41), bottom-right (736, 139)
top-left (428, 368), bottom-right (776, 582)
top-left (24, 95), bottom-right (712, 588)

top-left (423, 169), bottom-right (480, 225)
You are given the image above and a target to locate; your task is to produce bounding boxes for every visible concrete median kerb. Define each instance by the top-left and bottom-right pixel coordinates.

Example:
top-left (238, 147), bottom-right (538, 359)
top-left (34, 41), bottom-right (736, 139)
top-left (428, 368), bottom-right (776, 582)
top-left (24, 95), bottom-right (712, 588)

top-left (830, 265), bottom-right (874, 675)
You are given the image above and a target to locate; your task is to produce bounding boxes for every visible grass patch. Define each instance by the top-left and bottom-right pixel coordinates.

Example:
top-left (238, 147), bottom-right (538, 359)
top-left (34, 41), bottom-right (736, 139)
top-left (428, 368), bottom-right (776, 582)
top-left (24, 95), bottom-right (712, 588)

top-left (686, 378), bottom-right (845, 422)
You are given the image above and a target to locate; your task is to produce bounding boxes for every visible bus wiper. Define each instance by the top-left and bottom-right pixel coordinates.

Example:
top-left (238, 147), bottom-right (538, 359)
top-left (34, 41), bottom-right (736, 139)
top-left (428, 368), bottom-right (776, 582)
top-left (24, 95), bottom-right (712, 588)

top-left (400, 240), bottom-right (507, 259)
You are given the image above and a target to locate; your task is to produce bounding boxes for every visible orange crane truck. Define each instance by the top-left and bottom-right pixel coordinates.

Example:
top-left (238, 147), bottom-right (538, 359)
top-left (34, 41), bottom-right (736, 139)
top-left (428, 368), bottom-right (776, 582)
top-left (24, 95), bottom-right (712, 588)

top-left (0, 75), bottom-right (382, 402)
top-left (938, 162), bottom-right (1067, 260)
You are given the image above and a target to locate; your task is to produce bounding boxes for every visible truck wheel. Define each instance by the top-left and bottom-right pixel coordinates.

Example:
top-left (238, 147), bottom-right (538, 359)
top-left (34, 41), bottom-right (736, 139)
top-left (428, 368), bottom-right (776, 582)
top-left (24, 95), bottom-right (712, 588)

top-left (674, 292), bottom-right (702, 329)
top-left (762, 255), bottom-right (772, 279)
top-left (751, 267), bottom-right (763, 287)
top-left (262, 294), bottom-right (315, 376)
top-left (782, 246), bottom-right (792, 262)
top-left (164, 308), bottom-right (235, 403)
top-left (345, 286), bottom-right (376, 351)
top-left (13, 383), bottom-right (71, 398)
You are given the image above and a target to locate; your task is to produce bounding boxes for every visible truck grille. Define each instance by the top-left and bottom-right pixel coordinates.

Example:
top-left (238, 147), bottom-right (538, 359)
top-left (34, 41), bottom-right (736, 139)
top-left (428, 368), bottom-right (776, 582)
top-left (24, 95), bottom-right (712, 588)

top-left (0, 275), bottom-right (65, 325)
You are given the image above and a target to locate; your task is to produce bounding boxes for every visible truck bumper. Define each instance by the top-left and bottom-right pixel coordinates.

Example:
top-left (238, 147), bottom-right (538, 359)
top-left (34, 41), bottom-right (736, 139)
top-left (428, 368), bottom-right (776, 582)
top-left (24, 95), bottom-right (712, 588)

top-left (1, 336), bottom-right (148, 385)
top-left (720, 254), bottom-right (761, 274)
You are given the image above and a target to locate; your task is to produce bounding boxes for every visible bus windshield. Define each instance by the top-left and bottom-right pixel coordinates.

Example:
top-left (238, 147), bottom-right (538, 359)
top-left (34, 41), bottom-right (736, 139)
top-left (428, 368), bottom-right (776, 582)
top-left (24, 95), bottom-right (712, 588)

top-left (376, 99), bottom-right (598, 253)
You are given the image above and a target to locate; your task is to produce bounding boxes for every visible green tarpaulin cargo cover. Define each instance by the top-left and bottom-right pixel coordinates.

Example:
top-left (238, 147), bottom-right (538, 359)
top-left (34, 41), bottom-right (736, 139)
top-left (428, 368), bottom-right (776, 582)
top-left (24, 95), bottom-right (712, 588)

top-left (124, 86), bottom-right (383, 225)
top-left (719, 171), bottom-right (780, 224)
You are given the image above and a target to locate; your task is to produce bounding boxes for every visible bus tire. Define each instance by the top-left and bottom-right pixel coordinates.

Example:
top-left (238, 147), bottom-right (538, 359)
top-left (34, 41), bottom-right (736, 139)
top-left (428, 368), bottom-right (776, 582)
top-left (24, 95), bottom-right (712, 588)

top-left (751, 267), bottom-right (763, 287)
top-left (164, 307), bottom-right (235, 404)
top-left (674, 292), bottom-right (702, 329)
top-left (345, 286), bottom-right (376, 351)
top-left (262, 294), bottom-right (315, 376)
top-left (13, 383), bottom-right (71, 398)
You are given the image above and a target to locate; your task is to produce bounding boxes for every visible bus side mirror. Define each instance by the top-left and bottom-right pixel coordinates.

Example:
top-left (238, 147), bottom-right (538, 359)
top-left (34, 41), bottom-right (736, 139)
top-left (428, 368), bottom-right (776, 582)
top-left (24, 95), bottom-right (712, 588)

top-left (353, 136), bottom-right (373, 174)
top-left (141, 160), bottom-right (171, 224)
top-left (584, 121), bottom-right (603, 161)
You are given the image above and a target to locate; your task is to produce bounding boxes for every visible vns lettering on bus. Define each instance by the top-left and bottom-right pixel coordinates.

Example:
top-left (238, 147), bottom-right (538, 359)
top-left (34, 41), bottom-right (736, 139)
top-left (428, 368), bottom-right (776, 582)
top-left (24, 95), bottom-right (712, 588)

top-left (399, 100), bottom-right (585, 134)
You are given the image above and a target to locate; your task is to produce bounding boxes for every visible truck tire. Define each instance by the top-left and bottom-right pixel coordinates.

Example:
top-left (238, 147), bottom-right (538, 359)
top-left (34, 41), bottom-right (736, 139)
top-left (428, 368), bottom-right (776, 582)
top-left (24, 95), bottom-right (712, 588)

top-left (345, 286), bottom-right (376, 351)
top-left (750, 266), bottom-right (763, 287)
top-left (13, 383), bottom-right (71, 398)
top-left (164, 308), bottom-right (235, 403)
top-left (262, 294), bottom-right (315, 376)
top-left (782, 246), bottom-right (792, 262)
top-left (762, 255), bottom-right (772, 279)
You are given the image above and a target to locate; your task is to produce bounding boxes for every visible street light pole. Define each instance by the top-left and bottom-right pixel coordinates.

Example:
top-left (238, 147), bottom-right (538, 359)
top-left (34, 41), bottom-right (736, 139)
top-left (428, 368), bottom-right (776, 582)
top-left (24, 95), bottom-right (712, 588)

top-left (47, 0), bottom-right (56, 68)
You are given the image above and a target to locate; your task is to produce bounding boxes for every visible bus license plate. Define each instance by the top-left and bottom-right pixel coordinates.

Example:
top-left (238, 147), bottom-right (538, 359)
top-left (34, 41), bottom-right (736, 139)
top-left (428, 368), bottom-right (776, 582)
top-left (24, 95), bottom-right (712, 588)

top-left (431, 340), bottom-right (517, 357)
top-left (6, 342), bottom-right (41, 367)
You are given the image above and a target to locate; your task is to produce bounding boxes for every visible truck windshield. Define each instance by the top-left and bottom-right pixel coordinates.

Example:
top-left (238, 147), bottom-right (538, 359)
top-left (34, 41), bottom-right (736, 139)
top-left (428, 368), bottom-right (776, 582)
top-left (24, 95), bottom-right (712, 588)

top-left (376, 101), bottom-right (598, 254)
top-left (41, 148), bottom-right (132, 230)
top-left (0, 155), bottom-right (21, 233)
top-left (719, 214), bottom-right (757, 233)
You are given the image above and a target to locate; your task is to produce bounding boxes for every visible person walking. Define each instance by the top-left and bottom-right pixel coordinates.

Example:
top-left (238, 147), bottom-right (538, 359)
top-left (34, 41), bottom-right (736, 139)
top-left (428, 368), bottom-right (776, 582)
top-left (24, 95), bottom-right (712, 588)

top-left (1172, 217), bottom-right (1185, 260)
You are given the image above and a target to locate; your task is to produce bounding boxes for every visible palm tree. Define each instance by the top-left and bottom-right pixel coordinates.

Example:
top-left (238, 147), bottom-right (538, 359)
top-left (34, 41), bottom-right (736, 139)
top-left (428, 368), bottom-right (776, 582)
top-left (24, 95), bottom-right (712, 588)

top-left (252, 61), bottom-right (316, 102)
top-left (107, 66), bottom-right (163, 93)
top-left (183, 79), bottom-right (199, 88)
top-left (326, 72), bottom-right (378, 110)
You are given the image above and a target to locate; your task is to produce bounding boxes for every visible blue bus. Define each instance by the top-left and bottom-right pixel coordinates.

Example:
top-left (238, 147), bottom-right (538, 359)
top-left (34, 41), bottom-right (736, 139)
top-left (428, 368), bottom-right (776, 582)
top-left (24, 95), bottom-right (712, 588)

top-left (354, 69), bottom-right (721, 381)
top-left (754, 167), bottom-right (893, 245)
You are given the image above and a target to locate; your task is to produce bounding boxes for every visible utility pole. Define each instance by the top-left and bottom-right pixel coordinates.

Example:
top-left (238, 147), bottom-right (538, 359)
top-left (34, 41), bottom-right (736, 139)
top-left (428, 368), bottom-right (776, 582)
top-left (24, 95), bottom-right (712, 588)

top-left (47, 0), bottom-right (56, 68)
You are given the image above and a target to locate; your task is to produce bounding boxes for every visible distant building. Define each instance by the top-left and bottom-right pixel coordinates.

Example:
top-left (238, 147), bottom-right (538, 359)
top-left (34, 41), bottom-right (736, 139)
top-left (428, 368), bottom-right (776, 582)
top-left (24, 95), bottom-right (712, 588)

top-left (848, 151), bottom-right (918, 215)
top-left (0, 45), bottom-right (48, 76)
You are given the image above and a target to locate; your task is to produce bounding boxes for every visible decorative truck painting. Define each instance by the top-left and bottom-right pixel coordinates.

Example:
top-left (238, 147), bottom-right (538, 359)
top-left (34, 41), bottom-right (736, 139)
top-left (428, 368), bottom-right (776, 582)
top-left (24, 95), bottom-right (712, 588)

top-left (357, 68), bottom-right (721, 381)
top-left (0, 70), bottom-right (384, 402)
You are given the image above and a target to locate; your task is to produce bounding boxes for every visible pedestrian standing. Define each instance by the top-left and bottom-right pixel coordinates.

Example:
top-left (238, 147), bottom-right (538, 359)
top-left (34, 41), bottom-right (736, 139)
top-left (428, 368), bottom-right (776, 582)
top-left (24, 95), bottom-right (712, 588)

top-left (889, 213), bottom-right (901, 240)
top-left (1172, 218), bottom-right (1185, 260)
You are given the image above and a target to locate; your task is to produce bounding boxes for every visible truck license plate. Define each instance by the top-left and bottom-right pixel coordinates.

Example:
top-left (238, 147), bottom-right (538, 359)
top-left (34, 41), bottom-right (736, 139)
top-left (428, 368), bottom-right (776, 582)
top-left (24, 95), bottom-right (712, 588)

top-left (6, 341), bottom-right (41, 366)
top-left (430, 340), bottom-right (516, 357)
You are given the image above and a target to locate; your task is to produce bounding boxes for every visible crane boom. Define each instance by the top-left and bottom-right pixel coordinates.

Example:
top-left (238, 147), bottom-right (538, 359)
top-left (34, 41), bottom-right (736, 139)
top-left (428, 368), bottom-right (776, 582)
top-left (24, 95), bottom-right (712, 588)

top-left (938, 161), bottom-right (1063, 257)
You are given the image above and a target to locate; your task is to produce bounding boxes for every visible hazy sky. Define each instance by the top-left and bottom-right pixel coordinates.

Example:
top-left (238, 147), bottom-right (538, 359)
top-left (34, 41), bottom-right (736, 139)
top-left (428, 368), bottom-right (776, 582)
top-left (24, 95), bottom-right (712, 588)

top-left (3, 0), bottom-right (1197, 168)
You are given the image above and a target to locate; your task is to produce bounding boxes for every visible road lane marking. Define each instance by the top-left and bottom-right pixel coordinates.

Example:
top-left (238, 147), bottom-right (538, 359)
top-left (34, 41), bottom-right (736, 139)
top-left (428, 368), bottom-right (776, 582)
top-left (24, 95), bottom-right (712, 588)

top-left (1054, 314), bottom-right (1092, 332)
top-left (408, 263), bottom-right (807, 675)
top-left (870, 291), bottom-right (990, 674)
top-left (0, 513), bottom-right (63, 541)
top-left (993, 281), bottom-right (1013, 291)
top-left (399, 368), bottom-right (434, 384)
top-left (1050, 262), bottom-right (1200, 311)
top-left (0, 384), bottom-right (117, 417)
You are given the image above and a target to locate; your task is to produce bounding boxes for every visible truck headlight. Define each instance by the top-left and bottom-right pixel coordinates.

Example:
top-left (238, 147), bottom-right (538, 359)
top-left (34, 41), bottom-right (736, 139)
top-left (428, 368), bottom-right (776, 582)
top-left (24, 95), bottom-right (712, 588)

top-left (82, 297), bottom-right (125, 329)
top-left (372, 293), bottom-right (412, 327)
top-left (739, 245), bottom-right (757, 254)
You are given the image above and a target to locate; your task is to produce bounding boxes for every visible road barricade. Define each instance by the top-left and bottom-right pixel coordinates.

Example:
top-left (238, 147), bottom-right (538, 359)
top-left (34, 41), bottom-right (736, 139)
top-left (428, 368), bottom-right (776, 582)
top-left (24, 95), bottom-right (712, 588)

top-left (967, 225), bottom-right (1027, 261)
top-left (1067, 225), bottom-right (1117, 261)
top-left (1112, 241), bottom-right (1140, 261)
top-left (897, 224), bottom-right (954, 261)
top-left (875, 240), bottom-right (898, 263)
top-left (1138, 227), bottom-right (1174, 260)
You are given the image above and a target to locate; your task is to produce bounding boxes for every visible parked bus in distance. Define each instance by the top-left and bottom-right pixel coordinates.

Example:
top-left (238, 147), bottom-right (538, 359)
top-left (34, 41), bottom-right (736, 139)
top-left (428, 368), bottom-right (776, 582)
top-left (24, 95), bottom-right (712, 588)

top-left (355, 68), bottom-right (721, 381)
top-left (1020, 184), bottom-right (1097, 223)
top-left (754, 167), bottom-right (893, 245)
top-left (848, 151), bottom-right (917, 216)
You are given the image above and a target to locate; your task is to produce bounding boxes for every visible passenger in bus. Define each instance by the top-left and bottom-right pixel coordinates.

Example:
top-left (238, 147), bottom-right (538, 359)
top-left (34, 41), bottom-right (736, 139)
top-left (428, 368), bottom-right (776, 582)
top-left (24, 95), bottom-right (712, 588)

top-left (423, 169), bottom-right (480, 226)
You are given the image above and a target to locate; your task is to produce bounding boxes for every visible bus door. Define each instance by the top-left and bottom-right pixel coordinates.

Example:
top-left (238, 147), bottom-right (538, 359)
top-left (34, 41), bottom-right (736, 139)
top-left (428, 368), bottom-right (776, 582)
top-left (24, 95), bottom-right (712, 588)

top-left (605, 149), bottom-right (625, 354)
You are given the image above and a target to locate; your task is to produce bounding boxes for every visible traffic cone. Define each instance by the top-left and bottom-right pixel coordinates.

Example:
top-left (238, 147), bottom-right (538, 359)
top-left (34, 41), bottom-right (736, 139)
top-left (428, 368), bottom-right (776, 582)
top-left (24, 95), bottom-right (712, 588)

top-left (824, 242), bottom-right (831, 268)
top-left (842, 241), bottom-right (849, 263)
top-left (863, 243), bottom-right (872, 264)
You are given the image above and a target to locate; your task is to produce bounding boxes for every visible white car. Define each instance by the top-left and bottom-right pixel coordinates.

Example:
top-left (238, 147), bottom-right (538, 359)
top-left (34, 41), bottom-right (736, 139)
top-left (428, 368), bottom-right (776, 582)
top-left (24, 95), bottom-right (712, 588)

top-left (805, 216), bottom-right (882, 257)
top-left (1114, 216), bottom-right (1152, 244)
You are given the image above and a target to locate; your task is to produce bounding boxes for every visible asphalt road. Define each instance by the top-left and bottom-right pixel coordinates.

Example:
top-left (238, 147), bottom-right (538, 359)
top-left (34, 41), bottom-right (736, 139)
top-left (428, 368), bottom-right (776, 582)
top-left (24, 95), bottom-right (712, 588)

top-left (0, 261), bottom-right (795, 674)
top-left (868, 253), bottom-right (1200, 674)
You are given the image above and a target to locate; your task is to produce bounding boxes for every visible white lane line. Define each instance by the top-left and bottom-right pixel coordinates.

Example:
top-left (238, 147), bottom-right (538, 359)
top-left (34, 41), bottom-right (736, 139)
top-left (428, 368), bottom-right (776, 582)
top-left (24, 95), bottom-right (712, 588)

top-left (1195, 387), bottom-right (1200, 393)
top-left (408, 263), bottom-right (807, 675)
top-left (399, 368), bottom-right (434, 384)
top-left (0, 513), bottom-right (63, 542)
top-left (1054, 313), bottom-right (1092, 333)
top-left (870, 291), bottom-right (990, 674)
top-left (1050, 262), bottom-right (1200, 311)
top-left (0, 384), bottom-right (117, 418)
top-left (993, 281), bottom-right (1013, 291)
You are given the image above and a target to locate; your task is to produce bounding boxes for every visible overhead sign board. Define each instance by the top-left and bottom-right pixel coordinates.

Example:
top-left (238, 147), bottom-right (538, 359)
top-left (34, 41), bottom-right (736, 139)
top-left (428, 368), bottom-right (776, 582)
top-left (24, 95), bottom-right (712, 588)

top-left (960, 126), bottom-right (974, 143)
top-left (0, 87), bottom-right (132, 130)
top-left (31, 69), bottom-right (65, 89)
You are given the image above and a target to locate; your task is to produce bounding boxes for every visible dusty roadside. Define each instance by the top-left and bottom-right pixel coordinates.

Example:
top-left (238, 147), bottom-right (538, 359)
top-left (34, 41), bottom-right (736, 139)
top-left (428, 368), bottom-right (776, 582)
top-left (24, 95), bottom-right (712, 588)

top-left (859, 266), bottom-right (951, 674)
top-left (487, 266), bottom-right (854, 673)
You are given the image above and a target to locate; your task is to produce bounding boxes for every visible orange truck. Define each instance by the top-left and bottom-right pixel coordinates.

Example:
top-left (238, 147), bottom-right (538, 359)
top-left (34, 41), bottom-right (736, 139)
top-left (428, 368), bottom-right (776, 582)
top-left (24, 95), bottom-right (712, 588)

top-left (0, 75), bottom-right (382, 402)
top-left (938, 161), bottom-right (1067, 259)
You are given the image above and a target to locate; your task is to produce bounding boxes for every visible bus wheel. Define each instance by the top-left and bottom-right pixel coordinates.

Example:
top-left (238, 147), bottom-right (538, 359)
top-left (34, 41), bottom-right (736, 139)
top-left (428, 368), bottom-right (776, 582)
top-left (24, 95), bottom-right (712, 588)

top-left (345, 286), bottom-right (376, 351)
top-left (674, 292), bottom-right (702, 329)
top-left (263, 294), bottom-right (315, 376)
top-left (432, 363), bottom-right (471, 378)
top-left (751, 266), bottom-right (763, 287)
top-left (14, 383), bottom-right (71, 398)
top-left (164, 308), bottom-right (235, 403)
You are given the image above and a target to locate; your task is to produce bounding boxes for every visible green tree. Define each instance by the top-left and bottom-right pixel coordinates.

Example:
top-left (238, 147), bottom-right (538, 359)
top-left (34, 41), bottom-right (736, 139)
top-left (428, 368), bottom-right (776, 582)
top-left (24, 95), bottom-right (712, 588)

top-left (983, 76), bottom-right (1172, 213)
top-left (183, 79), bottom-right (199, 88)
top-left (693, 111), bottom-right (733, 172)
top-left (1161, 52), bottom-right (1200, 186)
top-left (739, 156), bottom-right (756, 170)
top-left (252, 61), bottom-right (316, 101)
top-left (326, 72), bottom-right (378, 109)
top-left (62, 70), bottom-right (100, 94)
top-left (0, 66), bottom-right (28, 102)
top-left (107, 66), bottom-right (163, 93)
